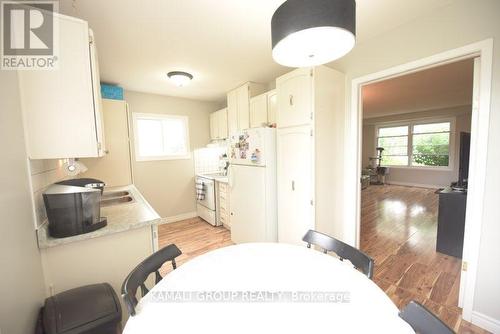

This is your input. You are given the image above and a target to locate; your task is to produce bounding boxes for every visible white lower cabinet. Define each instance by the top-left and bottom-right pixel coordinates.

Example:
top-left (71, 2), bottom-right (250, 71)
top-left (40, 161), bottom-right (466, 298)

top-left (40, 226), bottom-right (154, 324)
top-left (277, 126), bottom-right (314, 245)
top-left (217, 181), bottom-right (230, 228)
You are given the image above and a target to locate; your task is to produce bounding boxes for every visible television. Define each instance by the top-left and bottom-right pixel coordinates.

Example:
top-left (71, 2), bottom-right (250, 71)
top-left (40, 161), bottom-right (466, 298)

top-left (457, 132), bottom-right (471, 187)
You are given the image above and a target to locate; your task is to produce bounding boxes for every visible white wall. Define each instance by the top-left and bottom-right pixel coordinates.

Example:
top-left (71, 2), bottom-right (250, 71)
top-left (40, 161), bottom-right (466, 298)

top-left (362, 106), bottom-right (472, 187)
top-left (124, 90), bottom-right (219, 218)
top-left (0, 71), bottom-right (46, 333)
top-left (330, 0), bottom-right (500, 327)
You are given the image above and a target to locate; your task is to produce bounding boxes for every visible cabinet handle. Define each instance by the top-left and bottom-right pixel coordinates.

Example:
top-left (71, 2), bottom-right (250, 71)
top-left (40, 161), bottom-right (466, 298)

top-left (291, 180), bottom-right (295, 191)
top-left (289, 95), bottom-right (294, 106)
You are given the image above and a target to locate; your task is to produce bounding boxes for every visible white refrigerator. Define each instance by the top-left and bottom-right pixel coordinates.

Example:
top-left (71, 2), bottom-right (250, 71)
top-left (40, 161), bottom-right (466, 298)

top-left (228, 127), bottom-right (277, 244)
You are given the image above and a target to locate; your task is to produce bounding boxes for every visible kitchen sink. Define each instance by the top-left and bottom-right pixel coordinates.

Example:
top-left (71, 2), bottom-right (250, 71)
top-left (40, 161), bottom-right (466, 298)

top-left (101, 191), bottom-right (130, 199)
top-left (100, 191), bottom-right (134, 207)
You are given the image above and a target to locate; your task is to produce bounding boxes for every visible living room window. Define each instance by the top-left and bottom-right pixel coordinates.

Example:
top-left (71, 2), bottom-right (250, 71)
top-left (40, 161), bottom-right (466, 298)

top-left (133, 113), bottom-right (190, 161)
top-left (376, 120), bottom-right (453, 168)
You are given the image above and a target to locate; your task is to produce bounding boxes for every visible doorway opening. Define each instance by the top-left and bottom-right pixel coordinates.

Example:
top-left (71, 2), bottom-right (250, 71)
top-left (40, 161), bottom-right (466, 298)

top-left (344, 39), bottom-right (493, 326)
top-left (359, 59), bottom-right (474, 330)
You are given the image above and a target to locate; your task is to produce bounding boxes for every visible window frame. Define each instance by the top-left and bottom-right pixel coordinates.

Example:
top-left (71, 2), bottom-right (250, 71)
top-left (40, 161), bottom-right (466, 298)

top-left (374, 117), bottom-right (455, 171)
top-left (132, 112), bottom-right (191, 162)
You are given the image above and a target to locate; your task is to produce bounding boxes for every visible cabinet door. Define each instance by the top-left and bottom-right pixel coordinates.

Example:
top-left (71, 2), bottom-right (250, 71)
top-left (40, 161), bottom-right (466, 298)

top-left (209, 112), bottom-right (218, 140)
top-left (267, 90), bottom-right (277, 125)
top-left (237, 85), bottom-right (250, 130)
top-left (277, 126), bottom-right (314, 245)
top-left (218, 108), bottom-right (228, 139)
top-left (18, 14), bottom-right (101, 159)
top-left (89, 29), bottom-right (105, 156)
top-left (79, 100), bottom-right (132, 187)
top-left (227, 90), bottom-right (238, 136)
top-left (277, 70), bottom-right (312, 128)
top-left (250, 93), bottom-right (268, 128)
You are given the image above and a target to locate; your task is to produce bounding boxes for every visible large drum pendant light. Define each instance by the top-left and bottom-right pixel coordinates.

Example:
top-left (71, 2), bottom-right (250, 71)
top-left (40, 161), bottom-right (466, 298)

top-left (271, 0), bottom-right (356, 67)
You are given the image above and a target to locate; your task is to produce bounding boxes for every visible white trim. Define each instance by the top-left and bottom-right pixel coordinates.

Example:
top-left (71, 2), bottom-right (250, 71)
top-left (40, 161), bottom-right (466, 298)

top-left (132, 112), bottom-right (191, 162)
top-left (471, 312), bottom-right (500, 334)
top-left (385, 181), bottom-right (442, 189)
top-left (385, 166), bottom-right (453, 172)
top-left (344, 39), bottom-right (493, 325)
top-left (363, 103), bottom-right (472, 119)
top-left (163, 211), bottom-right (198, 224)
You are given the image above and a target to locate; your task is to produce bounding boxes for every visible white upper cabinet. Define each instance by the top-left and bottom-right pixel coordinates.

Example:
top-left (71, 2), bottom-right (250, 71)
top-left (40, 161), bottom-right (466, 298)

top-left (249, 90), bottom-right (278, 128)
top-left (227, 82), bottom-right (266, 135)
top-left (249, 93), bottom-right (268, 128)
top-left (18, 14), bottom-right (105, 159)
top-left (209, 112), bottom-right (218, 140)
top-left (209, 108), bottom-right (228, 140)
top-left (236, 84), bottom-right (250, 130)
top-left (218, 108), bottom-right (228, 139)
top-left (276, 68), bottom-right (313, 128)
top-left (227, 90), bottom-right (238, 136)
top-left (267, 90), bottom-right (277, 126)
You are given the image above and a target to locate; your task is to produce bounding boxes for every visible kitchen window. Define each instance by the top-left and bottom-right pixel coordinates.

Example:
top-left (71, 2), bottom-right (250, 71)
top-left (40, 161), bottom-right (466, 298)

top-left (376, 120), bottom-right (453, 168)
top-left (133, 113), bottom-right (190, 161)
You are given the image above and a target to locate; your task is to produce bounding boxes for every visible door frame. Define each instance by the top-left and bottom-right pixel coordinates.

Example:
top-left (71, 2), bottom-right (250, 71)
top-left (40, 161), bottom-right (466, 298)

top-left (343, 39), bottom-right (493, 322)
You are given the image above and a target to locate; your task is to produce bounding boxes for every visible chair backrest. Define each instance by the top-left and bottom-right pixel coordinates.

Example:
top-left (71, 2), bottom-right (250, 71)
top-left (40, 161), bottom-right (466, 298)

top-left (302, 229), bottom-right (374, 279)
top-left (399, 301), bottom-right (455, 334)
top-left (121, 244), bottom-right (182, 316)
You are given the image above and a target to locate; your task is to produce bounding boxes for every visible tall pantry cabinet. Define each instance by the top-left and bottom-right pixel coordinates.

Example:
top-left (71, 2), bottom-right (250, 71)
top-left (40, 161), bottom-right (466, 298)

top-left (276, 66), bottom-right (345, 245)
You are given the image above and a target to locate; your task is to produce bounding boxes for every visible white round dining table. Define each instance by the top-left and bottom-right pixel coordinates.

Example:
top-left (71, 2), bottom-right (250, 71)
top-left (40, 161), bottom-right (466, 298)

top-left (123, 243), bottom-right (414, 334)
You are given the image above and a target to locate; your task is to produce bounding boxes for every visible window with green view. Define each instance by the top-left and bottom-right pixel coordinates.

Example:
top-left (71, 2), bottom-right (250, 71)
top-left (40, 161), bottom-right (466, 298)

top-left (376, 121), bottom-right (451, 168)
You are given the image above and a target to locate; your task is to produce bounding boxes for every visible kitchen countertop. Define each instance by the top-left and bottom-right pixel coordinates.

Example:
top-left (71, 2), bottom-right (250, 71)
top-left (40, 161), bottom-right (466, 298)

top-left (197, 172), bottom-right (228, 183)
top-left (37, 185), bottom-right (166, 249)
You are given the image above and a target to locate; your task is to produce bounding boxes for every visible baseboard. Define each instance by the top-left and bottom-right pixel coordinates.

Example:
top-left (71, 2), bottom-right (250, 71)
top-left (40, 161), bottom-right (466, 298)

top-left (471, 311), bottom-right (500, 333)
top-left (164, 211), bottom-right (198, 223)
top-left (385, 181), bottom-right (443, 189)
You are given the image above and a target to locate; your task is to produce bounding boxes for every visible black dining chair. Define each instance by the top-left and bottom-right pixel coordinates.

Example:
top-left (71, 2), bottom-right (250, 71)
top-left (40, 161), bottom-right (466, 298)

top-left (121, 243), bottom-right (182, 316)
top-left (302, 229), bottom-right (374, 279)
top-left (399, 301), bottom-right (455, 334)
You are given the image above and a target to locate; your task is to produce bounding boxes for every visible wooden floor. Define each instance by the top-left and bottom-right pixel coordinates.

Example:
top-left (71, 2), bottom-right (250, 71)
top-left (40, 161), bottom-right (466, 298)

top-left (361, 185), bottom-right (488, 334)
top-left (158, 218), bottom-right (233, 276)
top-left (158, 188), bottom-right (488, 333)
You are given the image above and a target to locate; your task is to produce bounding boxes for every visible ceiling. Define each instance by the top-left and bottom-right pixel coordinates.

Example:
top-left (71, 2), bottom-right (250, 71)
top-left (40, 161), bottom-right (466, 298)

top-left (60, 0), bottom-right (455, 102)
top-left (362, 59), bottom-right (474, 118)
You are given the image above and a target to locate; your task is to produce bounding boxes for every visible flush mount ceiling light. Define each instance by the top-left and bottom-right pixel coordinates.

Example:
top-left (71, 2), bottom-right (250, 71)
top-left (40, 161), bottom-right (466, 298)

top-left (167, 71), bottom-right (193, 87)
top-left (271, 0), bottom-right (356, 67)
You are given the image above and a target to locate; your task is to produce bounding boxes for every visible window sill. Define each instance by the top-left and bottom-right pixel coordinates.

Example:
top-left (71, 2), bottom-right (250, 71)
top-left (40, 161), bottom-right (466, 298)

top-left (381, 165), bottom-right (453, 172)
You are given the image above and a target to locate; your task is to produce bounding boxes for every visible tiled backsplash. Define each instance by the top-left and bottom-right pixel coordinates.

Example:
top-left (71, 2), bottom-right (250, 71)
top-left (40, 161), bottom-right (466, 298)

top-left (29, 159), bottom-right (67, 228)
top-left (194, 146), bottom-right (227, 174)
